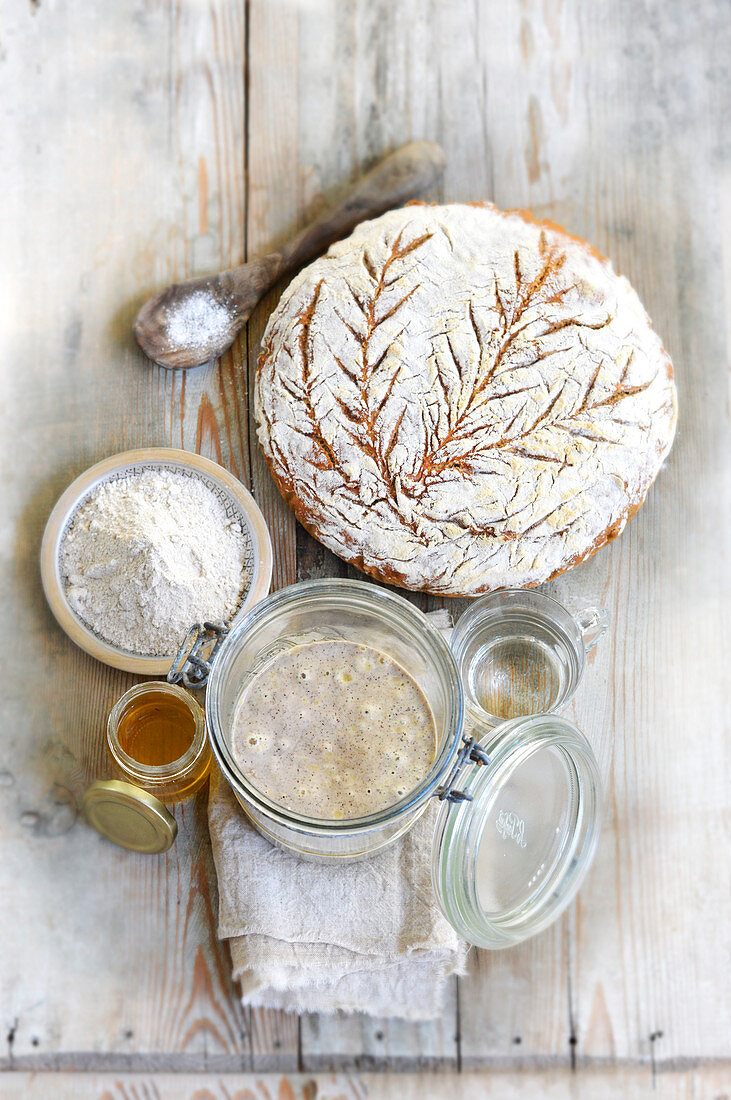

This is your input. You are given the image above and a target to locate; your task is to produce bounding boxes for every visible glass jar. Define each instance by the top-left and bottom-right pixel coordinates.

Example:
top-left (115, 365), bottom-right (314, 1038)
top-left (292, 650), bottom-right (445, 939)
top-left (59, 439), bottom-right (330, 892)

top-left (200, 578), bottom-right (604, 949)
top-left (206, 580), bottom-right (464, 860)
top-left (107, 681), bottom-right (211, 803)
top-left (450, 589), bottom-right (608, 725)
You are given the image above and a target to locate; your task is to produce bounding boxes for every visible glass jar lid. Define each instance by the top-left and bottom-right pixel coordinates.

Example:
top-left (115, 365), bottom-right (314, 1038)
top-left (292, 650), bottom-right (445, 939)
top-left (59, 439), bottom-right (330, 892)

top-left (431, 715), bottom-right (601, 949)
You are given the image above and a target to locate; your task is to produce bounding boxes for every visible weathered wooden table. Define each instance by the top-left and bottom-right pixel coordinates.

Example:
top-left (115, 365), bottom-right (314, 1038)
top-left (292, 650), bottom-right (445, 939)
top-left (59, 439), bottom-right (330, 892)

top-left (1, 1), bottom-right (728, 1096)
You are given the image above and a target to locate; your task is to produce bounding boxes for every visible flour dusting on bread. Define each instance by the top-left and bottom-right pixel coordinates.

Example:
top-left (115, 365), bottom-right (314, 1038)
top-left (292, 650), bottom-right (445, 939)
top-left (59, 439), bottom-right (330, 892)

top-left (255, 203), bottom-right (677, 595)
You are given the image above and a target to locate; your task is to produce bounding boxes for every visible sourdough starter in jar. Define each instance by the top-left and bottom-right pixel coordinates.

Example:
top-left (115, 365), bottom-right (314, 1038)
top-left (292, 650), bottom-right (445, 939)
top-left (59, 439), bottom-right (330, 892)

top-left (230, 640), bottom-right (437, 819)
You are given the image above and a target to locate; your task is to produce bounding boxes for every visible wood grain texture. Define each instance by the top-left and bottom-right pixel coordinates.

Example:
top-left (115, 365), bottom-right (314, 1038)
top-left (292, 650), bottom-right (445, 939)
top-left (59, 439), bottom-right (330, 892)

top-left (243, 0), bottom-right (301, 1069)
top-left (1, 1067), bottom-right (729, 1099)
top-left (133, 140), bottom-right (445, 369)
top-left (0, 0), bottom-right (729, 1084)
top-left (0, 0), bottom-right (252, 1069)
top-left (0, 1075), bottom-right (367, 1100)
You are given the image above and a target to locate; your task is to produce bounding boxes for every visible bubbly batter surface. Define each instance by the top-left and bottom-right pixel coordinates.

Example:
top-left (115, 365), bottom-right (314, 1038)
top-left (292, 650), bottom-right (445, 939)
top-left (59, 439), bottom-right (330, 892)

top-left (230, 639), bottom-right (437, 819)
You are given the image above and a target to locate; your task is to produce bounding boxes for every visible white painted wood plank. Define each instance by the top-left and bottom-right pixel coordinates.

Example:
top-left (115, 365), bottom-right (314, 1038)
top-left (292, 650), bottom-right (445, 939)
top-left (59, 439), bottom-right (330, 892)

top-left (0, 0), bottom-right (252, 1065)
top-left (0, 1075), bottom-right (366, 1100)
top-left (1, 1066), bottom-right (729, 1099)
top-left (459, 0), bottom-right (731, 1067)
top-left (561, 0), bottom-right (730, 1065)
top-left (245, 0), bottom-right (300, 596)
top-left (243, 0), bottom-right (302, 1069)
top-left (301, 980), bottom-right (459, 1072)
top-left (368, 1067), bottom-right (731, 1099)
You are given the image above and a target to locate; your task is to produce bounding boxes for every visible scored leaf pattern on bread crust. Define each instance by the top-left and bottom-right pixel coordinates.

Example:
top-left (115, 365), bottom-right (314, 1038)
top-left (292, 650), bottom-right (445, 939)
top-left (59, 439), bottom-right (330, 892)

top-left (416, 236), bottom-right (653, 492)
top-left (266, 228), bottom-right (651, 539)
top-left (256, 205), bottom-right (676, 593)
top-left (261, 230), bottom-right (438, 544)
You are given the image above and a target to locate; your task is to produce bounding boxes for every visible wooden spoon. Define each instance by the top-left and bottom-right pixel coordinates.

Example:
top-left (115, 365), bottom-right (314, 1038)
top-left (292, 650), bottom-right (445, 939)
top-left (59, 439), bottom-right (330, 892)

top-left (134, 141), bottom-right (446, 370)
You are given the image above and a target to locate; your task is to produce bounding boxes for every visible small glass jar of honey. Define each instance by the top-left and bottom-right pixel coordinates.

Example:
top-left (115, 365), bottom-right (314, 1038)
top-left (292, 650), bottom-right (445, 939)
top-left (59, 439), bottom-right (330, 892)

top-left (107, 681), bottom-right (211, 803)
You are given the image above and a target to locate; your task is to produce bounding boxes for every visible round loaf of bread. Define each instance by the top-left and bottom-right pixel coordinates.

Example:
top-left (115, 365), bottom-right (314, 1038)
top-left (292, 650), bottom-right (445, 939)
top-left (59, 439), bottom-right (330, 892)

top-left (255, 203), bottom-right (677, 595)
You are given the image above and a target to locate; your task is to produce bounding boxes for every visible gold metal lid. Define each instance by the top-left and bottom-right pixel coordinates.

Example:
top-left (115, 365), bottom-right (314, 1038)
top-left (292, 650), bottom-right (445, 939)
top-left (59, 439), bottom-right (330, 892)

top-left (81, 780), bottom-right (177, 853)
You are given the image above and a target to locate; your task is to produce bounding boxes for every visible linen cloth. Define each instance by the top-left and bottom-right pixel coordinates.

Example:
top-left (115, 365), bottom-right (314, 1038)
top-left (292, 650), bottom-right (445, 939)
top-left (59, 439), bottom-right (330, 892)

top-left (207, 609), bottom-right (467, 1018)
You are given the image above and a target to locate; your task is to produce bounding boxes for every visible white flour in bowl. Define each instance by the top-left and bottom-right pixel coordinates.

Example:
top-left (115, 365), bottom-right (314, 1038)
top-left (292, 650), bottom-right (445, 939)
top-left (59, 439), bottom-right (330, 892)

top-left (61, 468), bottom-right (248, 656)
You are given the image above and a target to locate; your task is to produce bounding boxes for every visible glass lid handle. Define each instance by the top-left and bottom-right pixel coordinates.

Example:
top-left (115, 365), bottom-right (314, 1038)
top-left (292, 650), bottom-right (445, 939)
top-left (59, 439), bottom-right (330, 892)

top-left (436, 736), bottom-right (490, 804)
top-left (576, 606), bottom-right (608, 652)
top-left (167, 621), bottom-right (230, 690)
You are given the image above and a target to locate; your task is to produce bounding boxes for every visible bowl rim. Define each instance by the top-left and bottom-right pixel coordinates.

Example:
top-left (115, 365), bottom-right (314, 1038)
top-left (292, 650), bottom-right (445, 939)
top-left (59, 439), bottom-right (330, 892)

top-left (40, 447), bottom-right (273, 674)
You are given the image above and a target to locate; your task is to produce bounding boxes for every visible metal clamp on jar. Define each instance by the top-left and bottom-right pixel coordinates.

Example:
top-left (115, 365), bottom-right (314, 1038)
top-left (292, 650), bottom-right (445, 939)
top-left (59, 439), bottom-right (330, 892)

top-left (169, 579), bottom-right (606, 951)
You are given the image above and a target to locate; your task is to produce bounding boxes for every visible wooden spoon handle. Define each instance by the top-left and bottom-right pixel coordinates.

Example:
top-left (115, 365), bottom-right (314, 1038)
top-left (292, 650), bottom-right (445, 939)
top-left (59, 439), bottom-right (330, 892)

top-left (225, 141), bottom-right (446, 308)
top-left (134, 141), bottom-right (446, 370)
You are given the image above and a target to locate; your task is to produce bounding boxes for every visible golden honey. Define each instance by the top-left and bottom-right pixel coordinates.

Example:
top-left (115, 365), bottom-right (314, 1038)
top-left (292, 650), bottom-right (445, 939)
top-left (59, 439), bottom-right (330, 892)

top-left (107, 682), bottom-right (211, 803)
top-left (116, 690), bottom-right (196, 766)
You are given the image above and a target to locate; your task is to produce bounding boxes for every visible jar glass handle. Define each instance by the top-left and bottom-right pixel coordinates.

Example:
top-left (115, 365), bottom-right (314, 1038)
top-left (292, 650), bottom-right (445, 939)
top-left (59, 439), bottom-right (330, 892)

top-left (576, 607), bottom-right (608, 652)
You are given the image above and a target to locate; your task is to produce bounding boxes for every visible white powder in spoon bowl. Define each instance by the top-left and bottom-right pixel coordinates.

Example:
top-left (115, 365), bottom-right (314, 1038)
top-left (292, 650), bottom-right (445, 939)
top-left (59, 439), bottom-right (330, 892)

top-left (163, 291), bottom-right (234, 356)
top-left (61, 468), bottom-right (249, 656)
